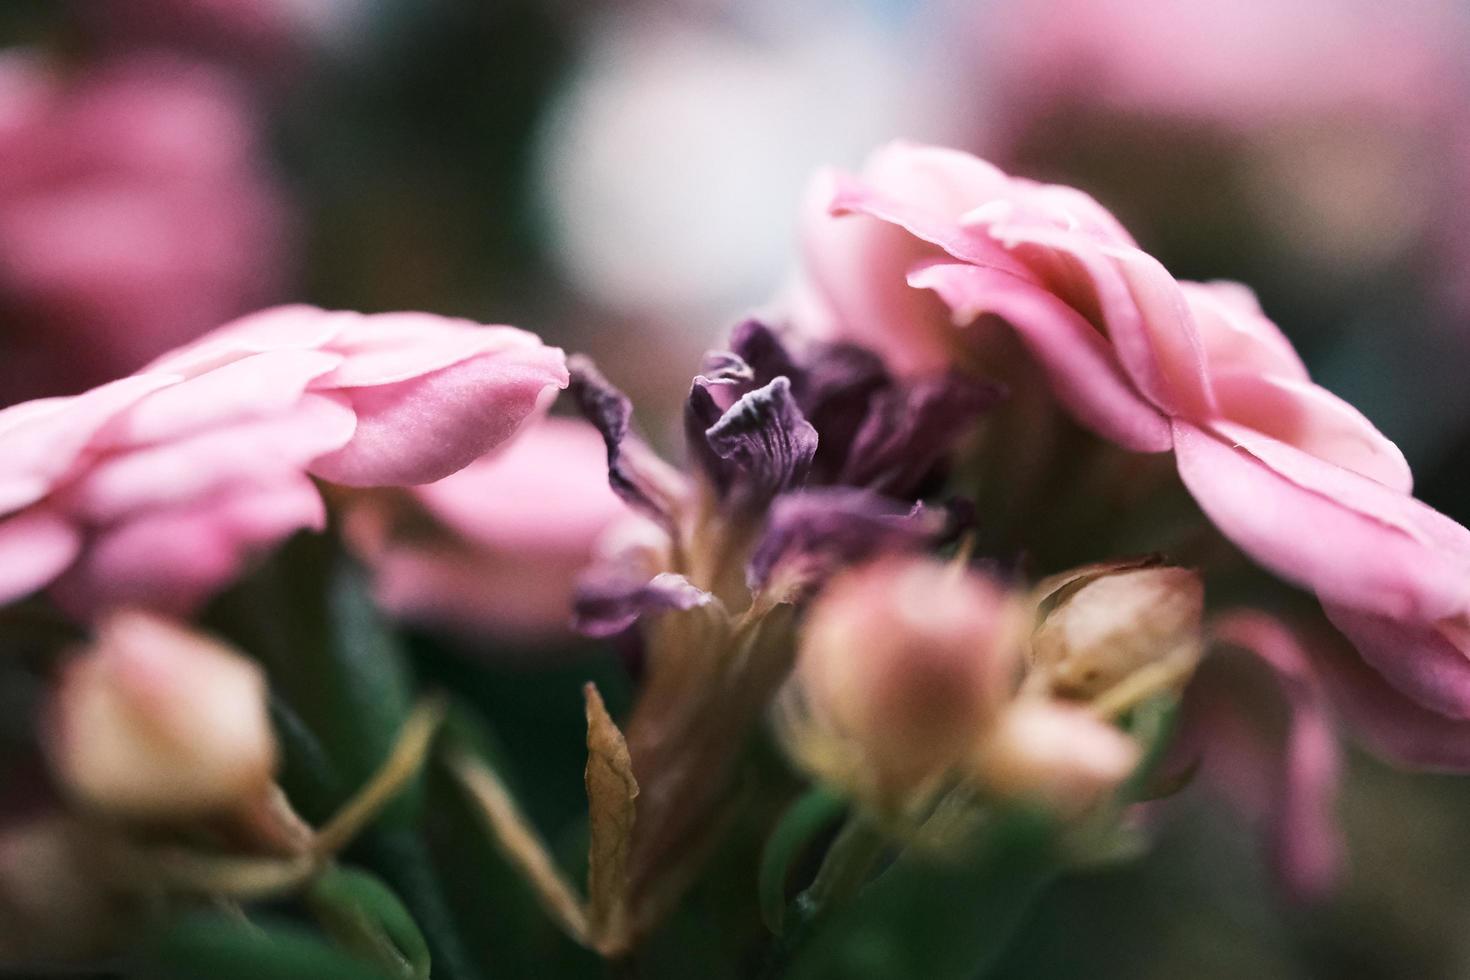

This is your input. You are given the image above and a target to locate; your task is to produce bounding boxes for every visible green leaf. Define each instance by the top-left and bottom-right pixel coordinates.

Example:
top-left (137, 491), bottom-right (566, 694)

top-left (144, 913), bottom-right (394, 980)
top-left (785, 809), bottom-right (1058, 980)
top-left (309, 866), bottom-right (431, 980)
top-left (758, 788), bottom-right (847, 935)
top-left (205, 534), bottom-right (415, 826)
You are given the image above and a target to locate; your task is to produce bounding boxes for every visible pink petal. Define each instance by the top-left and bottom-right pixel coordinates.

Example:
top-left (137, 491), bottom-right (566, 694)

top-left (1210, 371), bottom-right (1413, 492)
top-left (0, 374), bottom-right (181, 514)
top-left (52, 478), bottom-right (326, 617)
top-left (308, 346), bottom-right (569, 487)
top-left (1323, 606), bottom-right (1470, 720)
top-left (313, 314), bottom-right (554, 388)
top-left (1207, 611), bottom-right (1342, 902)
top-left (0, 507), bottom-right (83, 604)
top-left (1172, 421), bottom-right (1470, 621)
top-left (370, 544), bottom-right (590, 642)
top-left (909, 261), bottom-right (1172, 452)
top-left (1182, 280), bottom-right (1309, 382)
top-left (826, 171), bottom-right (1038, 283)
top-left (1308, 620), bottom-right (1470, 772)
top-left (413, 417), bottom-right (626, 552)
top-left (93, 348), bottom-right (345, 448)
top-left (141, 304), bottom-right (345, 376)
top-left (64, 393), bottom-right (355, 523)
top-left (980, 220), bottom-right (1213, 419)
top-left (796, 173), bottom-right (957, 375)
top-left (856, 141), bottom-right (1018, 218)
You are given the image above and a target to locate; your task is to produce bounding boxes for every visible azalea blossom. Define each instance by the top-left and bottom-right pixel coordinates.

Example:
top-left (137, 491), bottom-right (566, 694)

top-left (0, 305), bottom-right (567, 615)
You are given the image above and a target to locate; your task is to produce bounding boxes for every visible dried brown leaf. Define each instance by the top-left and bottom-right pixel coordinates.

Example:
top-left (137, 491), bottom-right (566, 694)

top-left (584, 683), bottom-right (639, 956)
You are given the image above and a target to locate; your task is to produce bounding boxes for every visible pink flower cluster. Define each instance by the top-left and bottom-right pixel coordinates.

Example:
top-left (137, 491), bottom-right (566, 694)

top-left (794, 141), bottom-right (1470, 767)
top-left (0, 52), bottom-right (292, 403)
top-left (0, 306), bottom-right (567, 616)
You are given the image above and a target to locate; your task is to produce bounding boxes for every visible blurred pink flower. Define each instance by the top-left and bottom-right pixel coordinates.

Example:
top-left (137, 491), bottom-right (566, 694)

top-left (795, 141), bottom-right (1470, 759)
top-left (0, 52), bottom-right (293, 403)
top-left (967, 0), bottom-right (1469, 297)
top-left (343, 416), bottom-right (628, 641)
top-left (1173, 612), bottom-right (1342, 901)
top-left (984, 0), bottom-right (1461, 131)
top-left (69, 0), bottom-right (360, 74)
top-left (0, 305), bottom-right (567, 616)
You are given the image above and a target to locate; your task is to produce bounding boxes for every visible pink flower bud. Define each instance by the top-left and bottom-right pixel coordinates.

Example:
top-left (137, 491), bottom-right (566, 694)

top-left (976, 701), bottom-right (1140, 814)
top-left (47, 610), bottom-right (276, 819)
top-left (1031, 565), bottom-right (1203, 700)
top-left (791, 556), bottom-right (1022, 797)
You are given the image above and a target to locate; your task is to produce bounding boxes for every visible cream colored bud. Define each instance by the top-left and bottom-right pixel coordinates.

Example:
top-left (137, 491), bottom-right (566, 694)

top-left (976, 701), bottom-right (1140, 814)
top-left (791, 557), bottom-right (1024, 797)
top-left (1031, 566), bottom-right (1203, 701)
top-left (48, 610), bottom-right (277, 820)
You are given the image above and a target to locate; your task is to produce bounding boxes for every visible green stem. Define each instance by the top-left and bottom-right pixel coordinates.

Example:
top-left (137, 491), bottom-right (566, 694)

top-left (366, 827), bottom-right (486, 980)
top-left (763, 812), bottom-right (889, 978)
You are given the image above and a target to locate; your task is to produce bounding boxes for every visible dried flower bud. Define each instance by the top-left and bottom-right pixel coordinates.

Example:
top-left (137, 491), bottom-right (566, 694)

top-left (790, 556), bottom-right (1023, 797)
top-left (48, 610), bottom-right (277, 820)
top-left (1031, 565), bottom-right (1204, 701)
top-left (975, 701), bottom-right (1140, 814)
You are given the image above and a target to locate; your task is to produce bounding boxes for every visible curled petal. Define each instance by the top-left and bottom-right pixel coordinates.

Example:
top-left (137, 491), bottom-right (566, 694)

top-left (1211, 371), bottom-right (1412, 492)
top-left (1172, 421), bottom-right (1470, 622)
top-left (978, 220), bottom-right (1211, 419)
top-left (569, 355), bottom-right (687, 525)
top-left (910, 261), bottom-right (1172, 452)
top-left (1308, 622), bottom-right (1470, 772)
top-left (685, 360), bottom-right (752, 491)
top-left (1182, 280), bottom-right (1309, 382)
top-left (746, 489), bottom-right (943, 601)
top-left (1323, 606), bottom-right (1470, 721)
top-left (726, 320), bottom-right (801, 393)
top-left (704, 378), bottom-right (818, 510)
top-left (573, 571), bottom-right (716, 639)
top-left (311, 344), bottom-right (569, 487)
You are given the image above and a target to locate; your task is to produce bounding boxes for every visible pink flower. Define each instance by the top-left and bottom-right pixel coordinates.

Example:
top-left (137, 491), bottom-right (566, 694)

top-left (795, 141), bottom-right (1470, 760)
top-left (0, 52), bottom-right (293, 403)
top-left (343, 416), bottom-right (628, 641)
top-left (0, 305), bottom-right (567, 616)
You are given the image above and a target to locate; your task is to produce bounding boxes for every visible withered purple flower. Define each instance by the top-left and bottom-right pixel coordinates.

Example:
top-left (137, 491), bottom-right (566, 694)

top-left (562, 319), bottom-right (999, 943)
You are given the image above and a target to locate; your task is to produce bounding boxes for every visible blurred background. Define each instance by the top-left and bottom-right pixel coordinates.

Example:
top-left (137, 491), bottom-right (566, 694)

top-left (3, 0), bottom-right (1470, 976)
